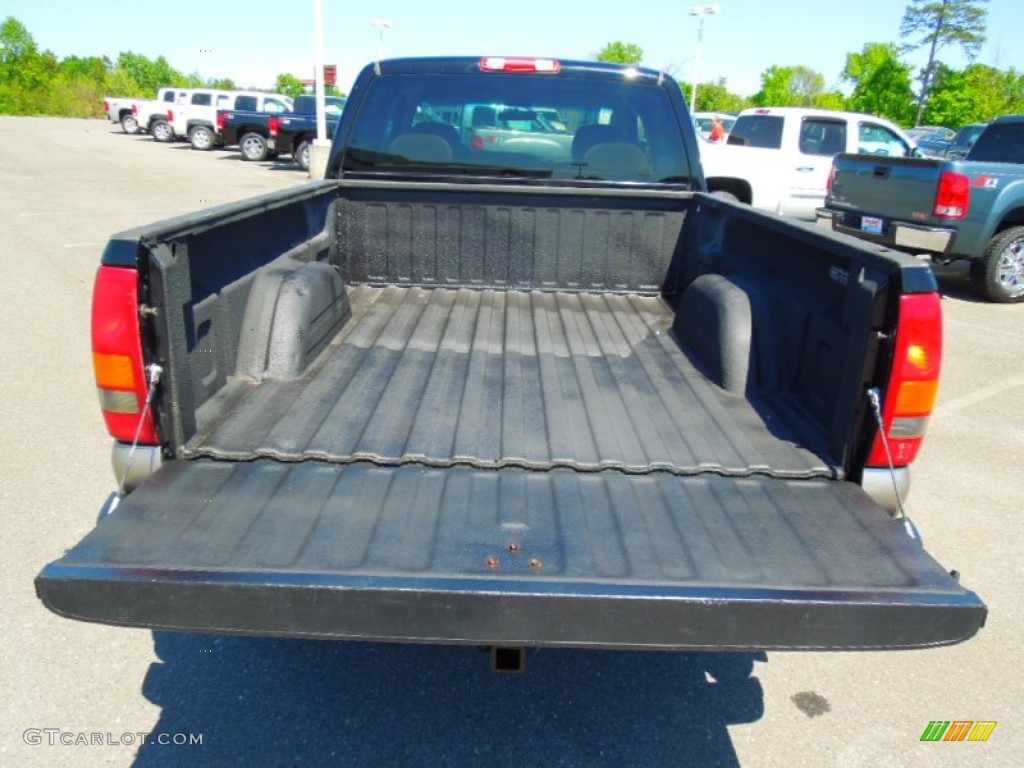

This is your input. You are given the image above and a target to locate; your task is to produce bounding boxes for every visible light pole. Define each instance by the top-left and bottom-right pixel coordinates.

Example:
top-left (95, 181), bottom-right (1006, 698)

top-left (307, 0), bottom-right (330, 178)
top-left (688, 4), bottom-right (720, 111)
top-left (370, 18), bottom-right (394, 60)
top-left (313, 0), bottom-right (326, 144)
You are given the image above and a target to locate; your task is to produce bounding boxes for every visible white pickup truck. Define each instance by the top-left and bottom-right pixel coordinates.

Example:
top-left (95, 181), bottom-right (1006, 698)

top-left (132, 87), bottom-right (193, 142)
top-left (700, 107), bottom-right (918, 220)
top-left (169, 90), bottom-right (293, 150)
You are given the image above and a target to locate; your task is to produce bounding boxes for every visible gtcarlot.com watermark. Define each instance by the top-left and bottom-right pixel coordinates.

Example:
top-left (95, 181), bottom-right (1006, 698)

top-left (23, 729), bottom-right (203, 747)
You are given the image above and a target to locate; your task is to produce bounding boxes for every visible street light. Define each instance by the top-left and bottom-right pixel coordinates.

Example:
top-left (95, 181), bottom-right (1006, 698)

top-left (688, 4), bottom-right (720, 111)
top-left (370, 18), bottom-right (394, 60)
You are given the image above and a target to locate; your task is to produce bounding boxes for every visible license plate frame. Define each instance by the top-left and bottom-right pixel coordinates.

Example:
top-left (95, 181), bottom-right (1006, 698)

top-left (861, 215), bottom-right (884, 235)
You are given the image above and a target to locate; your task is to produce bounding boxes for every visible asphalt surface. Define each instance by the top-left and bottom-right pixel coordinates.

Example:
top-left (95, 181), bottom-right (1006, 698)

top-left (0, 117), bottom-right (1019, 767)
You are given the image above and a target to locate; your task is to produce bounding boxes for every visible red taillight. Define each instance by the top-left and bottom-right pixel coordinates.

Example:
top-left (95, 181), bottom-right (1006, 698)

top-left (866, 293), bottom-right (942, 468)
top-left (217, 112), bottom-right (228, 131)
top-left (104, 100), bottom-right (111, 112)
top-left (479, 57), bottom-right (561, 73)
top-left (132, 103), bottom-right (138, 115)
top-left (168, 109), bottom-right (174, 122)
top-left (92, 266), bottom-right (159, 444)
top-left (934, 171), bottom-right (970, 218)
top-left (471, 134), bottom-right (484, 150)
top-left (826, 160), bottom-right (837, 199)
top-left (269, 116), bottom-right (280, 136)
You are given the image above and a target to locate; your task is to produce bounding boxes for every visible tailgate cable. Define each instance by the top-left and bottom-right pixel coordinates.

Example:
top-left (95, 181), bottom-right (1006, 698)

top-left (867, 387), bottom-right (918, 539)
top-left (108, 364), bottom-right (163, 514)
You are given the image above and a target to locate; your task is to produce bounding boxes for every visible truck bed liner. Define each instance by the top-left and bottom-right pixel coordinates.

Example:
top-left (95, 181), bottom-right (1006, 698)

top-left (184, 284), bottom-right (833, 478)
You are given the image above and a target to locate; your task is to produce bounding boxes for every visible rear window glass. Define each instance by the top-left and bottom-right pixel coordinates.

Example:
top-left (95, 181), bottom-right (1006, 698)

top-left (192, 94), bottom-right (212, 107)
top-left (967, 123), bottom-right (1024, 163)
top-left (234, 95), bottom-right (257, 111)
top-left (727, 115), bottom-right (784, 148)
top-left (341, 73), bottom-right (693, 184)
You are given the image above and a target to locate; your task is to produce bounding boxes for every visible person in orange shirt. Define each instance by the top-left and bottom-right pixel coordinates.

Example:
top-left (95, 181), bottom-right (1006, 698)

top-left (709, 114), bottom-right (726, 142)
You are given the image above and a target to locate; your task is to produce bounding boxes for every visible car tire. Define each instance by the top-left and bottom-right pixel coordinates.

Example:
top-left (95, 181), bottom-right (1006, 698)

top-left (120, 114), bottom-right (139, 134)
top-left (189, 125), bottom-right (215, 151)
top-left (971, 225), bottom-right (1024, 303)
top-left (151, 119), bottom-right (174, 143)
top-left (239, 132), bottom-right (269, 161)
top-left (294, 140), bottom-right (310, 171)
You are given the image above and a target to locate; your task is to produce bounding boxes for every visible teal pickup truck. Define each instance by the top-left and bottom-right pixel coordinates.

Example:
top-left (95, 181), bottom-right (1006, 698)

top-left (816, 114), bottom-right (1024, 303)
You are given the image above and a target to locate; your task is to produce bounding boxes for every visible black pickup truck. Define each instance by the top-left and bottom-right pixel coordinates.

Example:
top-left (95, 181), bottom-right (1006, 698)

top-left (214, 109), bottom-right (282, 161)
top-left (216, 96), bottom-right (345, 167)
top-left (36, 57), bottom-right (984, 656)
top-left (275, 95), bottom-right (346, 170)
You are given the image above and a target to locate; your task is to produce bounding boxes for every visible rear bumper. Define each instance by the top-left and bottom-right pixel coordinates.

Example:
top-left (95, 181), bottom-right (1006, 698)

top-left (816, 208), bottom-right (955, 254)
top-left (36, 460), bottom-right (986, 651)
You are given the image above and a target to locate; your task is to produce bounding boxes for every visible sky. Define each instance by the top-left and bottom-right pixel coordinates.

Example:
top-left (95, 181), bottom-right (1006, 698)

top-left (4, 0), bottom-right (1023, 98)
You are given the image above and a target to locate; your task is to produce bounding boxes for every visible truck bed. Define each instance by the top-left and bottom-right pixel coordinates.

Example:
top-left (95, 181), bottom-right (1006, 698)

top-left (184, 284), bottom-right (830, 478)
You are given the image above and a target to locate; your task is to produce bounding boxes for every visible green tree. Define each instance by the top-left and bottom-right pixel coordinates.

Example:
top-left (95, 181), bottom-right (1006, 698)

top-left (39, 55), bottom-right (111, 117)
top-left (111, 52), bottom-right (187, 96)
top-left (900, 0), bottom-right (989, 125)
top-left (923, 62), bottom-right (1021, 127)
top-left (685, 79), bottom-right (749, 113)
top-left (206, 77), bottom-right (237, 90)
top-left (275, 73), bottom-right (306, 99)
top-left (0, 15), bottom-right (36, 61)
top-left (59, 54), bottom-right (108, 82)
top-left (752, 65), bottom-right (844, 109)
top-left (842, 43), bottom-right (916, 124)
top-left (0, 16), bottom-right (59, 113)
top-left (596, 41), bottom-right (644, 65)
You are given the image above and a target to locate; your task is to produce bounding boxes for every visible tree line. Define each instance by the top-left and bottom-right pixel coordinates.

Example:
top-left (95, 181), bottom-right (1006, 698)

top-left (3, 1), bottom-right (1017, 130)
top-left (0, 16), bottom-right (338, 118)
top-left (598, 0), bottom-right (1020, 130)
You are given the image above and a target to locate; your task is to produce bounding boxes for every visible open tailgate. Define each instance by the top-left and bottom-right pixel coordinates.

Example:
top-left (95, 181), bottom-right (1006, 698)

top-left (36, 459), bottom-right (985, 651)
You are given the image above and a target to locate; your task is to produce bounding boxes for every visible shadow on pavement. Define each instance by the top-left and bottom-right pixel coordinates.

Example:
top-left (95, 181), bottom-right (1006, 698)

top-left (135, 632), bottom-right (766, 767)
top-left (932, 262), bottom-right (987, 303)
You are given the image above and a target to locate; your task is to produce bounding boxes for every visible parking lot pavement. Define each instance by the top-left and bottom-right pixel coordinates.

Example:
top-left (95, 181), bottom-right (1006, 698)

top-left (1, 117), bottom-right (1019, 767)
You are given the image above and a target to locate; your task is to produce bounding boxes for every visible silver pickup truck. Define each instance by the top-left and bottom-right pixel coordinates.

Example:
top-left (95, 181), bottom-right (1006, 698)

top-left (104, 96), bottom-right (138, 133)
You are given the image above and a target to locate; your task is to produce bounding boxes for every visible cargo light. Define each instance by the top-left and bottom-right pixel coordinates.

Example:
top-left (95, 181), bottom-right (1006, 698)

top-left (479, 57), bottom-right (561, 74)
top-left (866, 292), bottom-right (942, 468)
top-left (92, 266), bottom-right (160, 445)
top-left (934, 171), bottom-right (970, 218)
